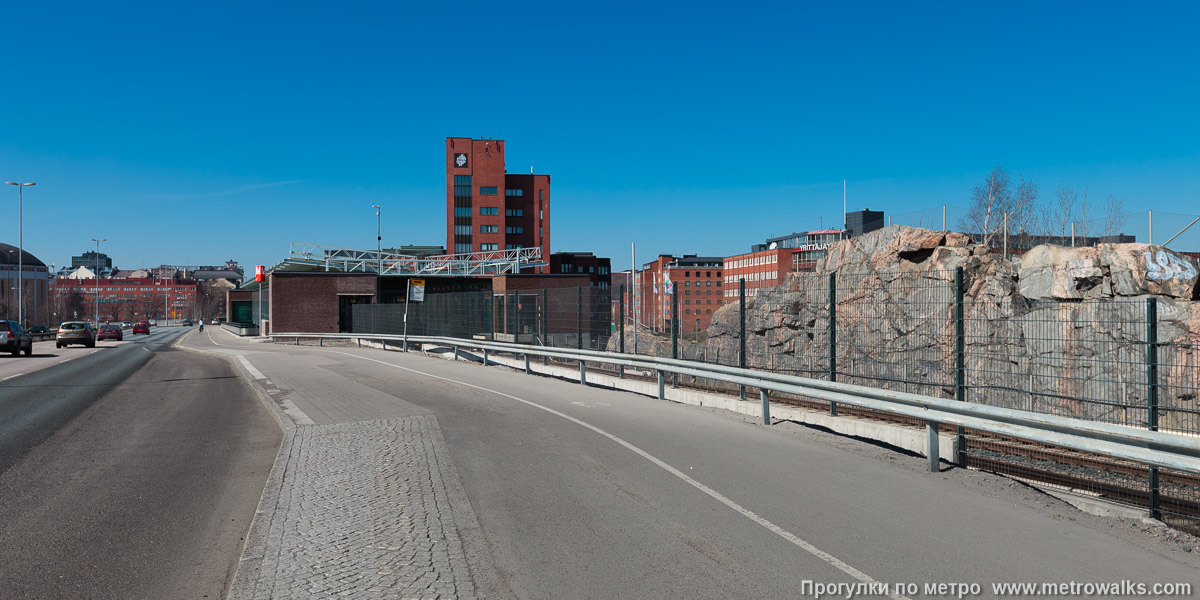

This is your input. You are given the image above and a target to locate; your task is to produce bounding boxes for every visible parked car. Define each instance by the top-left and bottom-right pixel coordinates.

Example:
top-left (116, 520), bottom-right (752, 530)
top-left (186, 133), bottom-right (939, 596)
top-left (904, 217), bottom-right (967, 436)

top-left (56, 321), bottom-right (95, 348)
top-left (97, 324), bottom-right (123, 341)
top-left (0, 320), bottom-right (33, 356)
top-left (132, 321), bottom-right (150, 335)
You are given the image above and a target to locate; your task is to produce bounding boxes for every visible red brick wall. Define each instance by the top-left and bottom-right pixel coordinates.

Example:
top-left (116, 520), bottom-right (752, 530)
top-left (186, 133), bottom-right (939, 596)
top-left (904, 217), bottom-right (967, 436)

top-left (447, 137), bottom-right (507, 254)
top-left (268, 273), bottom-right (375, 334)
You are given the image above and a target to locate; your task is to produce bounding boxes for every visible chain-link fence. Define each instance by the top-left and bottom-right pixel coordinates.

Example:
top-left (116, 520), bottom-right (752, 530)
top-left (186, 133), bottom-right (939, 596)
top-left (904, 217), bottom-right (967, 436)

top-left (350, 277), bottom-right (1199, 533)
top-left (888, 205), bottom-right (970, 232)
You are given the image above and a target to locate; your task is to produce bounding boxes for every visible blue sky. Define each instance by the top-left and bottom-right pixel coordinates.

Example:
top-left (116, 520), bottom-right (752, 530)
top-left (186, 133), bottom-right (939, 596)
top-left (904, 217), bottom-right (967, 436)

top-left (2, 1), bottom-right (1198, 273)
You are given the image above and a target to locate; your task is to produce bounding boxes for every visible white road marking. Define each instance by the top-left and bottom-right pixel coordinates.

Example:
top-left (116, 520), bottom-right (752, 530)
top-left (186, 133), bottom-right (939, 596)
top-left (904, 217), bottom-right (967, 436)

top-left (238, 354), bottom-right (314, 426)
top-left (237, 355), bottom-right (267, 380)
top-left (327, 350), bottom-right (908, 599)
top-left (3, 374), bottom-right (18, 381)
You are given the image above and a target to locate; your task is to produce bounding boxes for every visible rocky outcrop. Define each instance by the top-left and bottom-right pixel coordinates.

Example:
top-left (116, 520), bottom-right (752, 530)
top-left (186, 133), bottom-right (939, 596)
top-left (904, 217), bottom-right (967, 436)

top-left (618, 225), bottom-right (1200, 431)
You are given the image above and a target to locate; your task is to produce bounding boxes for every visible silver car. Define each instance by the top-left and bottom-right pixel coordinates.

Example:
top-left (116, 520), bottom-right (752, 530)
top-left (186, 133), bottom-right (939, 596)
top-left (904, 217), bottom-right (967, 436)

top-left (56, 321), bottom-right (96, 348)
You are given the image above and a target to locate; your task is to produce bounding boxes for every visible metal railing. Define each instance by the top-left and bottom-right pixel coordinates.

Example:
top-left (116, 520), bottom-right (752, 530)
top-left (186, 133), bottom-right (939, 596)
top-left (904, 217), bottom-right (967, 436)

top-left (278, 243), bottom-right (547, 276)
top-left (269, 331), bottom-right (1200, 506)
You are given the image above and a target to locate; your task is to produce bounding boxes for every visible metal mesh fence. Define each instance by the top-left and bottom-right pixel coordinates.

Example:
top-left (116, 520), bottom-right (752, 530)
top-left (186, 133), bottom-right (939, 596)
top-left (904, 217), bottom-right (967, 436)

top-left (888, 205), bottom-right (970, 232)
top-left (350, 277), bottom-right (1199, 533)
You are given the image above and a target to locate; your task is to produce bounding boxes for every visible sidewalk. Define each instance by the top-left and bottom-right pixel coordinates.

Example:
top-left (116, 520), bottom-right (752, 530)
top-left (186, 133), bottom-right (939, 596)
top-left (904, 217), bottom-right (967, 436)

top-left (176, 328), bottom-right (485, 600)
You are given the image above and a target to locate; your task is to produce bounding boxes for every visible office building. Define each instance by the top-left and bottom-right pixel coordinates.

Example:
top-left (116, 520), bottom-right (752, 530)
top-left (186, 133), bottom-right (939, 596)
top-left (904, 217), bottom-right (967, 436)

top-left (446, 137), bottom-right (550, 272)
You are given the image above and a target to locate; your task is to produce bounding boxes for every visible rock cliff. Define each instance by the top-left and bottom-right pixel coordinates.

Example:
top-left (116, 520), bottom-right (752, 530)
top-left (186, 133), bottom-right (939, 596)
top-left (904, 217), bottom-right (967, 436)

top-left (615, 226), bottom-right (1200, 431)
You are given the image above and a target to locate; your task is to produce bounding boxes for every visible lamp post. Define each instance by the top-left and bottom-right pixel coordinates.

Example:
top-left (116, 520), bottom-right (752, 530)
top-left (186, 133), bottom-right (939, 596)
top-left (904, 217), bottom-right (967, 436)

top-left (5, 181), bottom-right (35, 326)
top-left (91, 238), bottom-right (106, 325)
top-left (373, 204), bottom-right (381, 303)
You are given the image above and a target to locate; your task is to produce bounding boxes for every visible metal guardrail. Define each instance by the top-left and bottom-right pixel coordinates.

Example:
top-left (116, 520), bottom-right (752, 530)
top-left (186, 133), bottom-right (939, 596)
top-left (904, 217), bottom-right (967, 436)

top-left (269, 332), bottom-right (1200, 481)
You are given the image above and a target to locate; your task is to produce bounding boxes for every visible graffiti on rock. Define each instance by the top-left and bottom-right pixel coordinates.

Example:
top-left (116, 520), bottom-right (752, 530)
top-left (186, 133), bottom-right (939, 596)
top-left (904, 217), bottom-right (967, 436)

top-left (1144, 251), bottom-right (1198, 281)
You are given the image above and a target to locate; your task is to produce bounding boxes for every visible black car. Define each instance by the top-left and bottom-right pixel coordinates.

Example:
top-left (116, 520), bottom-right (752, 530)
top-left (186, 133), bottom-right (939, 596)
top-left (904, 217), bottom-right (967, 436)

top-left (0, 320), bottom-right (33, 356)
top-left (29, 325), bottom-right (50, 334)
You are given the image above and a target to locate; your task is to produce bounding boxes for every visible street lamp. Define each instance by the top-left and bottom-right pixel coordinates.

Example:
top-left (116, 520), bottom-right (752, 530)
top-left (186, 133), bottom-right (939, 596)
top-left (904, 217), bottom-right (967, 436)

top-left (5, 181), bottom-right (35, 326)
top-left (91, 238), bottom-right (106, 325)
top-left (373, 204), bottom-right (381, 303)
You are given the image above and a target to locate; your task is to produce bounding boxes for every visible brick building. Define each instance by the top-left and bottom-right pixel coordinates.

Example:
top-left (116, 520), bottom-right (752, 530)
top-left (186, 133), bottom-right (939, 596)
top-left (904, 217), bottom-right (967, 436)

top-left (752, 229), bottom-right (846, 272)
top-left (257, 272), bottom-right (376, 334)
top-left (638, 255), bottom-right (724, 334)
top-left (52, 277), bottom-right (198, 323)
top-left (548, 252), bottom-right (611, 288)
top-left (446, 137), bottom-right (550, 271)
top-left (722, 247), bottom-right (792, 302)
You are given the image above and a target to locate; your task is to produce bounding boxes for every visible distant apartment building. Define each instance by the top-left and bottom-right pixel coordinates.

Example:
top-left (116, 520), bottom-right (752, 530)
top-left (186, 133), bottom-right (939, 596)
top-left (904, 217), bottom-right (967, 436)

top-left (549, 252), bottom-right (611, 288)
top-left (638, 255), bottom-right (724, 333)
top-left (722, 247), bottom-right (792, 302)
top-left (52, 277), bottom-right (199, 322)
top-left (752, 229), bottom-right (845, 271)
top-left (446, 137), bottom-right (550, 272)
top-left (71, 250), bottom-right (112, 275)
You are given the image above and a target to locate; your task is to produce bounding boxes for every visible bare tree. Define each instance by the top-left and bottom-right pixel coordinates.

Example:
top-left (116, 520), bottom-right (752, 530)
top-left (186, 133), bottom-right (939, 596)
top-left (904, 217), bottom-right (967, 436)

top-left (1101, 193), bottom-right (1127, 239)
top-left (959, 165), bottom-right (1014, 247)
top-left (1048, 183), bottom-right (1078, 239)
top-left (1009, 174), bottom-right (1039, 248)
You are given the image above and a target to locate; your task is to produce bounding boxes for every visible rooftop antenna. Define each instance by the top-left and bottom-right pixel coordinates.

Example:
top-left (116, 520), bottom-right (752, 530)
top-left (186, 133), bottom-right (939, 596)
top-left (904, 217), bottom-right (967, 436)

top-left (530, 166), bottom-right (533, 174)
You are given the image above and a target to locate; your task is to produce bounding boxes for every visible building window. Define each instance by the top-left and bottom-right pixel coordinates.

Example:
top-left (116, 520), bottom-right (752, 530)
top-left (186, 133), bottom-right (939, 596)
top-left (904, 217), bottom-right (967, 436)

top-left (455, 243), bottom-right (472, 253)
top-left (506, 208), bottom-right (524, 217)
top-left (480, 225), bottom-right (498, 233)
top-left (506, 244), bottom-right (523, 250)
top-left (480, 207), bottom-right (498, 216)
top-left (454, 225), bottom-right (472, 235)
top-left (454, 175), bottom-right (471, 185)
top-left (505, 189), bottom-right (524, 197)
top-left (481, 243), bottom-right (498, 251)
top-left (539, 190), bottom-right (543, 200)
top-left (506, 226), bottom-right (524, 234)
top-left (685, 300), bottom-right (690, 305)
top-left (454, 207), bottom-right (471, 217)
top-left (480, 186), bottom-right (498, 195)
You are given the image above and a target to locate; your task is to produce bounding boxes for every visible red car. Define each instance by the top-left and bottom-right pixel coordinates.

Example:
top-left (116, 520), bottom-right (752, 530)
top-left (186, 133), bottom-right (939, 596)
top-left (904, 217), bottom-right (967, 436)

top-left (132, 321), bottom-right (151, 335)
top-left (96, 324), bottom-right (123, 341)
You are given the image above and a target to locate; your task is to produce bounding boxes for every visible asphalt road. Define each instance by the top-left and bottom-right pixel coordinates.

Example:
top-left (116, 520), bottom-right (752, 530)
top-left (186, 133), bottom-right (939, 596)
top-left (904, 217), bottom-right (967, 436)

top-left (225, 339), bottom-right (1200, 599)
top-left (0, 326), bottom-right (281, 599)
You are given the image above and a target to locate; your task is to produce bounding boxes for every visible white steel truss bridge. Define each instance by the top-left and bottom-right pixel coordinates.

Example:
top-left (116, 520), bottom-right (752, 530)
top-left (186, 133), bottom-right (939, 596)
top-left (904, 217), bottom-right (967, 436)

top-left (270, 243), bottom-right (546, 277)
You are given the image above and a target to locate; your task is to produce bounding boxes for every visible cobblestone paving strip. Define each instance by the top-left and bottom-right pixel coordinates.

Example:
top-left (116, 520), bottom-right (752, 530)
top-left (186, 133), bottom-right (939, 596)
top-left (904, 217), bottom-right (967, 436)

top-left (235, 417), bottom-right (479, 600)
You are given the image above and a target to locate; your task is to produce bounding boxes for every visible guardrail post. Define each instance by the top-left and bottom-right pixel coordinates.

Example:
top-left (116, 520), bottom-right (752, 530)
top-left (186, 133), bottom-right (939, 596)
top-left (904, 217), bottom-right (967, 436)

top-left (483, 348), bottom-right (489, 366)
top-left (657, 370), bottom-right (665, 400)
top-left (740, 279), bottom-right (747, 402)
top-left (828, 273), bottom-right (837, 416)
top-left (672, 291), bottom-right (679, 388)
top-left (453, 344), bottom-right (458, 362)
top-left (1147, 297), bottom-right (1161, 520)
top-left (525, 353), bottom-right (530, 374)
top-left (926, 421), bottom-right (940, 472)
top-left (760, 389), bottom-right (770, 425)
top-left (577, 287), bottom-right (583, 351)
top-left (619, 284), bottom-right (626, 379)
top-left (319, 338), bottom-right (323, 347)
top-left (580, 361), bottom-right (587, 386)
top-left (955, 266), bottom-right (966, 467)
